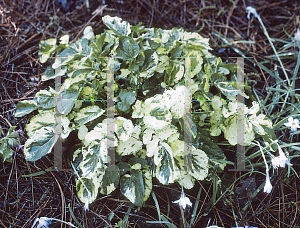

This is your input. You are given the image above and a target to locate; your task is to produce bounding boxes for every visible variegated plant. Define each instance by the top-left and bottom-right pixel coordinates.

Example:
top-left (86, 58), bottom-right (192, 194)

top-left (14, 15), bottom-right (275, 207)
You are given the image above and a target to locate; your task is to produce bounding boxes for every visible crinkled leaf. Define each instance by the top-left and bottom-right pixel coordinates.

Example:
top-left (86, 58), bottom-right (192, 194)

top-left (26, 111), bottom-right (55, 138)
top-left (117, 137), bottom-right (143, 156)
top-left (115, 117), bottom-right (134, 141)
top-left (38, 38), bottom-right (57, 63)
top-left (74, 106), bottom-right (105, 126)
top-left (177, 171), bottom-right (195, 189)
top-left (35, 90), bottom-right (55, 110)
top-left (117, 90), bottom-right (137, 113)
top-left (41, 65), bottom-right (67, 81)
top-left (83, 26), bottom-right (94, 40)
top-left (139, 50), bottom-right (158, 78)
top-left (116, 37), bottom-right (139, 60)
top-left (102, 15), bottom-right (131, 36)
top-left (52, 45), bottom-right (80, 68)
top-left (215, 81), bottom-right (239, 98)
top-left (15, 100), bottom-right (38, 117)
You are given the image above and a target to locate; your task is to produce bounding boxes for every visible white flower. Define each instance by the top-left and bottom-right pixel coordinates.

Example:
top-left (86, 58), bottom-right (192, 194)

top-left (268, 152), bottom-right (280, 169)
top-left (284, 117), bottom-right (300, 132)
top-left (31, 217), bottom-right (51, 228)
top-left (173, 190), bottom-right (192, 209)
top-left (276, 145), bottom-right (292, 168)
top-left (264, 173), bottom-right (272, 194)
top-left (269, 145), bottom-right (292, 169)
top-left (84, 191), bottom-right (92, 211)
top-left (295, 28), bottom-right (300, 42)
top-left (84, 199), bottom-right (89, 211)
top-left (246, 6), bottom-right (259, 19)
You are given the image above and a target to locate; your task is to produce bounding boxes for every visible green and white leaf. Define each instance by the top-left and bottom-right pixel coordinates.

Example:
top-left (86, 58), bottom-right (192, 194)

top-left (38, 38), bottom-right (57, 63)
top-left (26, 111), bottom-right (55, 138)
top-left (139, 50), bottom-right (158, 78)
top-left (222, 116), bottom-right (237, 145)
top-left (116, 37), bottom-right (139, 60)
top-left (23, 126), bottom-right (56, 161)
top-left (170, 139), bottom-right (184, 157)
top-left (83, 26), bottom-right (94, 40)
top-left (99, 166), bottom-right (120, 195)
top-left (74, 106), bottom-right (105, 126)
top-left (60, 84), bottom-right (82, 115)
top-left (115, 117), bottom-right (134, 141)
top-left (15, 100), bottom-right (38, 117)
top-left (84, 121), bottom-right (108, 145)
top-left (79, 144), bottom-right (106, 178)
top-left (76, 175), bottom-right (101, 205)
top-left (175, 147), bottom-right (209, 181)
top-left (102, 15), bottom-right (131, 36)
top-left (117, 90), bottom-right (137, 113)
top-left (35, 90), bottom-right (55, 110)
top-left (117, 137), bottom-right (143, 156)
top-left (120, 170), bottom-right (144, 206)
top-left (0, 139), bottom-right (14, 163)
top-left (146, 135), bottom-right (160, 157)
top-left (177, 171), bottom-right (195, 189)
top-left (78, 125), bottom-right (88, 141)
top-left (132, 100), bottom-right (144, 118)
top-left (143, 167), bottom-right (152, 202)
top-left (155, 142), bottom-right (177, 185)
top-left (210, 111), bottom-right (222, 136)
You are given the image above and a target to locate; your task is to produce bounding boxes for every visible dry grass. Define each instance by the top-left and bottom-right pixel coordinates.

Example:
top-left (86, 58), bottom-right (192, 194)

top-left (1, 0), bottom-right (300, 227)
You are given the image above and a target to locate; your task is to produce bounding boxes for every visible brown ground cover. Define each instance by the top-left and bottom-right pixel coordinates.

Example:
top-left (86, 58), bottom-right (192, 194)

top-left (1, 0), bottom-right (300, 227)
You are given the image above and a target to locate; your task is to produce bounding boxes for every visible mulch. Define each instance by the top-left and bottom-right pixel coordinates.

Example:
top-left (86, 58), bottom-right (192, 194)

top-left (1, 0), bottom-right (300, 227)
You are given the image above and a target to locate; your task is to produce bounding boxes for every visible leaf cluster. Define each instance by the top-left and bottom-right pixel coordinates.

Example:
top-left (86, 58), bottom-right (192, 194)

top-left (14, 16), bottom-right (275, 207)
